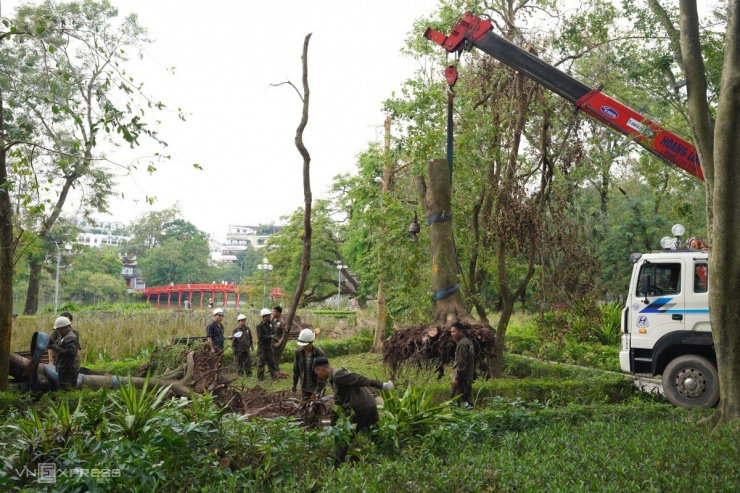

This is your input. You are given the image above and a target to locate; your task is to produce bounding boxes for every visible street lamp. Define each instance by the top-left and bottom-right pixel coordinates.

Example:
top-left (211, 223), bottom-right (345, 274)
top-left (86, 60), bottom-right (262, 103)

top-left (238, 260), bottom-right (246, 272)
top-left (336, 260), bottom-right (347, 310)
top-left (257, 257), bottom-right (272, 308)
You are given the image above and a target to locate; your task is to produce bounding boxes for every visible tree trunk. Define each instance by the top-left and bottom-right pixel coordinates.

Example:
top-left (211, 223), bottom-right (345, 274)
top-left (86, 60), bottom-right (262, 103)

top-left (9, 352), bottom-right (192, 397)
top-left (285, 33), bottom-right (312, 331)
top-left (23, 257), bottom-right (43, 315)
top-left (417, 159), bottom-right (474, 325)
top-left (373, 116), bottom-right (392, 352)
top-left (700, 0), bottom-right (740, 428)
top-left (0, 94), bottom-right (14, 390)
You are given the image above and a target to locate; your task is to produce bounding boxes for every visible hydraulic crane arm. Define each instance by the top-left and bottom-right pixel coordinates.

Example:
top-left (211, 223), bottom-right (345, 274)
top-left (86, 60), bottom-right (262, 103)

top-left (424, 12), bottom-right (704, 181)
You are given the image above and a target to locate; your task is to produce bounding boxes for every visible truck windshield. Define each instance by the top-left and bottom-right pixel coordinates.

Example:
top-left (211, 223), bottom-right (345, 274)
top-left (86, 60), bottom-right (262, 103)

top-left (637, 263), bottom-right (681, 297)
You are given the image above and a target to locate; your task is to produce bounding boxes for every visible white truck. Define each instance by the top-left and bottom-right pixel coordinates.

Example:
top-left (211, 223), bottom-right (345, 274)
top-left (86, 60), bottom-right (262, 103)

top-left (619, 231), bottom-right (716, 408)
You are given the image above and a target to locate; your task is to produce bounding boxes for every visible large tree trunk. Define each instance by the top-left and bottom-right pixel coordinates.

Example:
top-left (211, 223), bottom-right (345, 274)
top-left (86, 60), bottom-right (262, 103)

top-left (23, 257), bottom-right (43, 315)
top-left (373, 116), bottom-right (392, 352)
top-left (417, 159), bottom-right (474, 325)
top-left (0, 95), bottom-right (14, 390)
top-left (285, 34), bottom-right (312, 331)
top-left (701, 0), bottom-right (740, 427)
top-left (9, 352), bottom-right (193, 397)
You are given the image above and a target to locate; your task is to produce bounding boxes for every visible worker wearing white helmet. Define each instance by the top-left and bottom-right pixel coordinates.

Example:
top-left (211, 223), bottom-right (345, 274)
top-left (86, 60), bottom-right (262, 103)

top-left (206, 308), bottom-right (225, 354)
top-left (292, 328), bottom-right (326, 399)
top-left (256, 308), bottom-right (279, 381)
top-left (47, 316), bottom-right (80, 390)
top-left (231, 314), bottom-right (253, 376)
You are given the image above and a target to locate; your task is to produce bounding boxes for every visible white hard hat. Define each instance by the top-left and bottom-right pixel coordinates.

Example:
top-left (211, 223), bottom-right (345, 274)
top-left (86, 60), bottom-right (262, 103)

top-left (237, 314), bottom-right (247, 321)
top-left (213, 308), bottom-right (224, 316)
top-left (54, 316), bottom-right (71, 329)
top-left (297, 328), bottom-right (315, 346)
top-left (260, 308), bottom-right (272, 317)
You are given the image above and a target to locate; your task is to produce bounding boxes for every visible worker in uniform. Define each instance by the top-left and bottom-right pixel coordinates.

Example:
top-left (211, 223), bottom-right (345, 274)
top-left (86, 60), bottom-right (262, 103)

top-left (231, 314), bottom-right (253, 377)
top-left (206, 308), bottom-right (226, 354)
top-left (256, 308), bottom-right (279, 381)
top-left (292, 328), bottom-right (326, 399)
top-left (450, 322), bottom-right (475, 408)
top-left (47, 316), bottom-right (81, 390)
top-left (313, 356), bottom-right (393, 462)
top-left (271, 305), bottom-right (288, 366)
top-left (48, 310), bottom-right (80, 366)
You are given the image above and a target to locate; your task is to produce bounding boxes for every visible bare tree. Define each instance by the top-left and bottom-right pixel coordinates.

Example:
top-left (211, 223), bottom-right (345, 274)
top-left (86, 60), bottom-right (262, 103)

top-left (272, 34), bottom-right (313, 331)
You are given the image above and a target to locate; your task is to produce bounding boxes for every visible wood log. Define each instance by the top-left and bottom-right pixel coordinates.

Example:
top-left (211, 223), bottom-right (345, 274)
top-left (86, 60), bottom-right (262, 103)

top-left (10, 351), bottom-right (194, 397)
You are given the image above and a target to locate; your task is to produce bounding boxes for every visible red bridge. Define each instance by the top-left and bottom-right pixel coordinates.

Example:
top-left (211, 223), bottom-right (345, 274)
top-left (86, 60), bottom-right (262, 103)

top-left (141, 283), bottom-right (282, 309)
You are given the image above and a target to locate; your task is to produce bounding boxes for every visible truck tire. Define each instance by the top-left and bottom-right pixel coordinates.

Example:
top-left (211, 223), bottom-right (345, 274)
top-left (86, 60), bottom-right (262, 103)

top-left (662, 355), bottom-right (719, 408)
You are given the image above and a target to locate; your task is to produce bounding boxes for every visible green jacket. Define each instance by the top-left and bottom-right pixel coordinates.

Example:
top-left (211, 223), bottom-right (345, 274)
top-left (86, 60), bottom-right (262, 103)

top-left (329, 367), bottom-right (383, 413)
top-left (292, 346), bottom-right (326, 393)
top-left (53, 331), bottom-right (81, 376)
top-left (452, 336), bottom-right (475, 381)
top-left (231, 326), bottom-right (253, 352)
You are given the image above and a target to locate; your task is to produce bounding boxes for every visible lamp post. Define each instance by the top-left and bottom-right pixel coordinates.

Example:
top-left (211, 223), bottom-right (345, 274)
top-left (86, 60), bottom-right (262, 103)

top-left (257, 257), bottom-right (272, 308)
top-left (51, 239), bottom-right (63, 314)
top-left (336, 260), bottom-right (347, 310)
top-left (238, 260), bottom-right (246, 272)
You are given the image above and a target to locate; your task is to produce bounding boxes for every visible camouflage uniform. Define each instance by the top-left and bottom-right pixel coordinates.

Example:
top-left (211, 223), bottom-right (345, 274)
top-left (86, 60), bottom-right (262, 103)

top-left (272, 316), bottom-right (288, 365)
top-left (231, 326), bottom-right (253, 376)
top-left (451, 335), bottom-right (475, 407)
top-left (52, 331), bottom-right (81, 390)
top-left (256, 320), bottom-right (279, 380)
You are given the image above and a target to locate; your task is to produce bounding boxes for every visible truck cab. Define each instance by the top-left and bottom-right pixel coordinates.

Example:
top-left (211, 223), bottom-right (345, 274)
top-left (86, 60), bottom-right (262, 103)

top-left (620, 248), bottom-right (717, 408)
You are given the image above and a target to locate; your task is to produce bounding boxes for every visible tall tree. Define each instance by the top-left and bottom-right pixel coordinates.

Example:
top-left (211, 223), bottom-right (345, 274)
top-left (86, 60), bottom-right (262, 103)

top-left (644, 0), bottom-right (740, 426)
top-left (0, 1), bottom-right (179, 315)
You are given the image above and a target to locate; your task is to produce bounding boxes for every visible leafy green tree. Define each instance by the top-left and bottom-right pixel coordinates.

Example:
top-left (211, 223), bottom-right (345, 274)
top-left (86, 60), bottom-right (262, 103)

top-left (0, 0), bottom-right (181, 388)
top-left (126, 205), bottom-right (181, 258)
top-left (139, 235), bottom-right (211, 287)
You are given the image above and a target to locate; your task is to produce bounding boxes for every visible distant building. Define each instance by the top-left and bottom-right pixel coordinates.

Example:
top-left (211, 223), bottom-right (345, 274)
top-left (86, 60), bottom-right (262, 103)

top-left (210, 223), bottom-right (284, 264)
top-left (71, 218), bottom-right (130, 248)
top-left (121, 255), bottom-right (145, 292)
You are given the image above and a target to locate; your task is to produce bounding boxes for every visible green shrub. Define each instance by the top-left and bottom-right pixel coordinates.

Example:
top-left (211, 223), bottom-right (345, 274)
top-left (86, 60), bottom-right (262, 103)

top-left (280, 336), bottom-right (372, 363)
top-left (0, 391), bottom-right (33, 417)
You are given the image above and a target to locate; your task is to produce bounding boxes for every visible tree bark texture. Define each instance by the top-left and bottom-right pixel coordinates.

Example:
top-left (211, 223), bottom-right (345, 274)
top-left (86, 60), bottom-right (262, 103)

top-left (0, 95), bottom-right (13, 390)
top-left (417, 159), bottom-right (473, 325)
top-left (285, 33), bottom-right (312, 331)
top-left (373, 116), bottom-right (392, 352)
top-left (703, 0), bottom-right (740, 427)
top-left (9, 352), bottom-right (192, 397)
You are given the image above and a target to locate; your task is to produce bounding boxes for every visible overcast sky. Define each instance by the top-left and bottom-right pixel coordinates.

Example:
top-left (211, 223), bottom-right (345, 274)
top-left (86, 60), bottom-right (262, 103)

top-left (4, 0), bottom-right (442, 239)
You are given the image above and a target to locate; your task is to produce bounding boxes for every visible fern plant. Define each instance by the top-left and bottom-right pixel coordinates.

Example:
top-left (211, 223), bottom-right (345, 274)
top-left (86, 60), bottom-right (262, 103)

top-left (378, 386), bottom-right (458, 450)
top-left (109, 373), bottom-right (171, 440)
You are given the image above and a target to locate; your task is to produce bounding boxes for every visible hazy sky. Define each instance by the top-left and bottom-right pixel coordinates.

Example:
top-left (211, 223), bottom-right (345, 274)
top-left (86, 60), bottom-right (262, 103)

top-left (3, 0), bottom-right (442, 239)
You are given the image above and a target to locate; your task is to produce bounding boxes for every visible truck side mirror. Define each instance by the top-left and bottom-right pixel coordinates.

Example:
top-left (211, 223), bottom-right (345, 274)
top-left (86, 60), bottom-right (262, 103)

top-left (640, 274), bottom-right (651, 303)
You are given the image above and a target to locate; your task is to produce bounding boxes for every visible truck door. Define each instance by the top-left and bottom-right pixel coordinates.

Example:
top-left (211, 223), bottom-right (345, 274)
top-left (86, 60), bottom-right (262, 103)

top-left (631, 260), bottom-right (685, 349)
top-left (685, 260), bottom-right (710, 332)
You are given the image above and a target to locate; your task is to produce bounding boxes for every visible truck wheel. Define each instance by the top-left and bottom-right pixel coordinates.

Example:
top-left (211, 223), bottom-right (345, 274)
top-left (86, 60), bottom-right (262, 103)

top-left (662, 355), bottom-right (719, 408)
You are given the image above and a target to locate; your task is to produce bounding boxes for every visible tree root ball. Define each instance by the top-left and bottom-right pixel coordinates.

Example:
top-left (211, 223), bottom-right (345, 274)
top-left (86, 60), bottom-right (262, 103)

top-left (382, 321), bottom-right (496, 379)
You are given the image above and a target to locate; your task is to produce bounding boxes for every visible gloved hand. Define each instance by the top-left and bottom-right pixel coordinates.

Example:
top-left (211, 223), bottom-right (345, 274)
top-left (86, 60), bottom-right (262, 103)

top-left (382, 380), bottom-right (394, 391)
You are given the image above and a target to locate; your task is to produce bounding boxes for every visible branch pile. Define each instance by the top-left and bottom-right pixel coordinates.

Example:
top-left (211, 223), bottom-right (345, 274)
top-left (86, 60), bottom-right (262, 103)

top-left (383, 322), bottom-right (496, 379)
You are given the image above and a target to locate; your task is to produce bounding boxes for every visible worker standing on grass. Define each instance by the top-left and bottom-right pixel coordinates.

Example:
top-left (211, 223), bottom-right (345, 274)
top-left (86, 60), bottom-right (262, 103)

top-left (47, 316), bottom-right (80, 390)
top-left (206, 308), bottom-right (226, 354)
top-left (231, 314), bottom-right (253, 377)
top-left (313, 357), bottom-right (393, 462)
top-left (256, 308), bottom-right (279, 381)
top-left (271, 305), bottom-right (288, 366)
top-left (450, 322), bottom-right (475, 408)
top-left (292, 328), bottom-right (326, 399)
